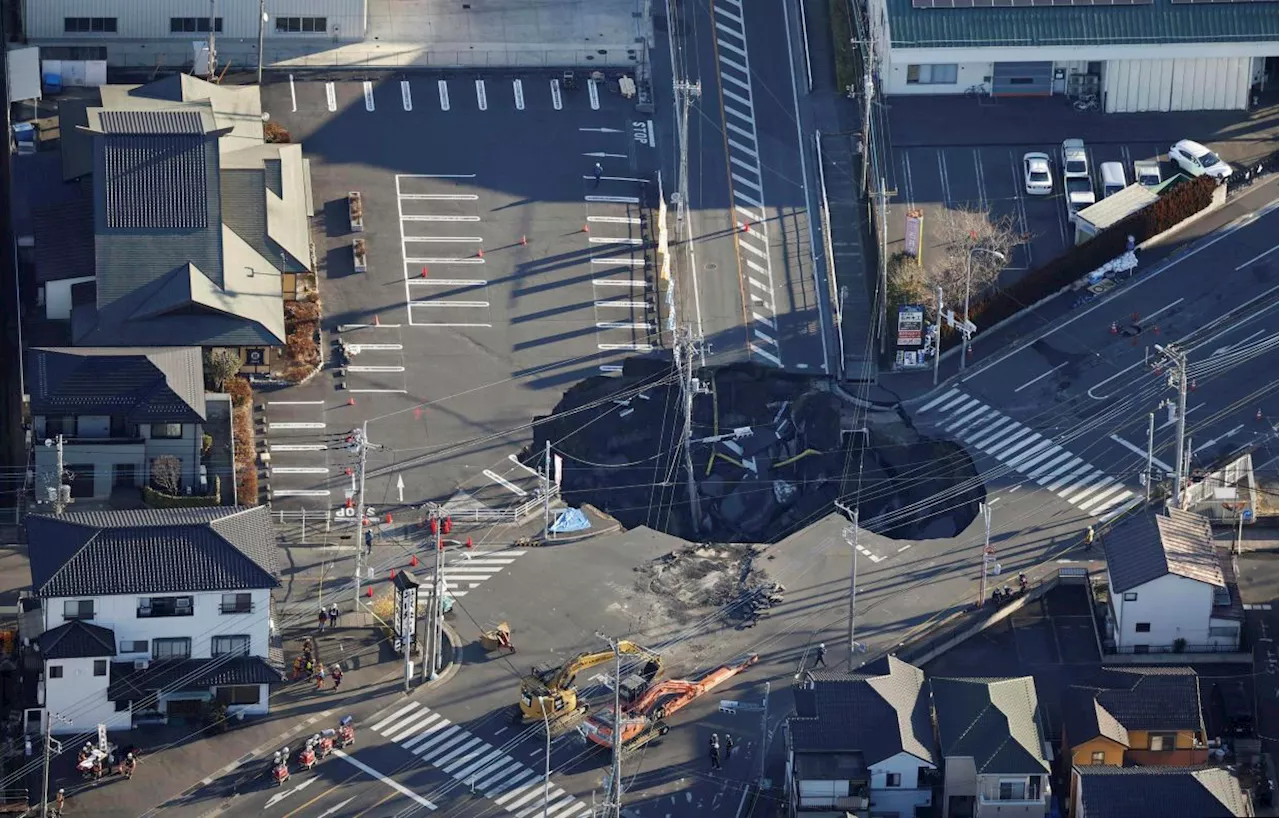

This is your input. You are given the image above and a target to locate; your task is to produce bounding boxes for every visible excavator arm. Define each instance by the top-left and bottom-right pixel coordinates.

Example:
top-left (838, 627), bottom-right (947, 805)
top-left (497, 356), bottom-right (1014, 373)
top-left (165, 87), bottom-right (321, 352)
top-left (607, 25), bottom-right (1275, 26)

top-left (548, 640), bottom-right (661, 693)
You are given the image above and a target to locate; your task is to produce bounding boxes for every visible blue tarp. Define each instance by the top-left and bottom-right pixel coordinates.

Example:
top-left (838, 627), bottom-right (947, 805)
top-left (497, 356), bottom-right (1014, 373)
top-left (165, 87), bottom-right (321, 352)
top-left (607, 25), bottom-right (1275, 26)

top-left (550, 508), bottom-right (591, 534)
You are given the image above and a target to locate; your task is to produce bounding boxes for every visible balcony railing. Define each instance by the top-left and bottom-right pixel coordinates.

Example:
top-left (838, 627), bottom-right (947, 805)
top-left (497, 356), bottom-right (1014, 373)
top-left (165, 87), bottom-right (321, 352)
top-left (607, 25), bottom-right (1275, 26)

top-left (59, 436), bottom-right (146, 445)
top-left (220, 602), bottom-right (254, 614)
top-left (979, 794), bottom-right (1047, 806)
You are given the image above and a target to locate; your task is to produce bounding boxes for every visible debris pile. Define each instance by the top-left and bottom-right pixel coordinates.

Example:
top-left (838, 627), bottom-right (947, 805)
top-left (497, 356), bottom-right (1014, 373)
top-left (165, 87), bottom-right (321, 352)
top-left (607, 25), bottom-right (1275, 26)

top-left (632, 544), bottom-right (782, 629)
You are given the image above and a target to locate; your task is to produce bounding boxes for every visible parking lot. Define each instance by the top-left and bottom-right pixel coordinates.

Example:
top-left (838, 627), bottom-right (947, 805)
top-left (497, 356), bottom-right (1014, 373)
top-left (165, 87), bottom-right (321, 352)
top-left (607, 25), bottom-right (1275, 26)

top-left (262, 71), bottom-right (660, 521)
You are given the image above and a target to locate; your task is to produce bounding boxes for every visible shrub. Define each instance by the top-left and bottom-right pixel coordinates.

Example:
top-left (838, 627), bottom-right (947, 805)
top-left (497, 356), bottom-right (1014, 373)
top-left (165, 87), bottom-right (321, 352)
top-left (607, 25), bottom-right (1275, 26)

top-left (203, 348), bottom-right (243, 390)
top-left (885, 252), bottom-right (930, 322)
top-left (143, 476), bottom-right (221, 508)
top-left (281, 299), bottom-right (322, 383)
top-left (150, 455), bottom-right (182, 494)
top-left (285, 300), bottom-right (321, 324)
top-left (231, 385), bottom-right (259, 505)
top-left (264, 120), bottom-right (291, 144)
top-left (202, 433), bottom-right (214, 457)
top-left (226, 376), bottom-right (252, 409)
top-left (829, 0), bottom-right (856, 93)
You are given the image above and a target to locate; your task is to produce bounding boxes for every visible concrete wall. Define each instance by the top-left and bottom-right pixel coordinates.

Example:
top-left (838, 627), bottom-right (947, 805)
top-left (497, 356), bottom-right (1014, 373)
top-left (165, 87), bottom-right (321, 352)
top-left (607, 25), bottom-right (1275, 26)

top-left (868, 751), bottom-right (935, 816)
top-left (45, 588), bottom-right (272, 660)
top-left (42, 656), bottom-right (128, 734)
top-left (975, 774), bottom-right (1049, 818)
top-left (23, 0), bottom-right (366, 41)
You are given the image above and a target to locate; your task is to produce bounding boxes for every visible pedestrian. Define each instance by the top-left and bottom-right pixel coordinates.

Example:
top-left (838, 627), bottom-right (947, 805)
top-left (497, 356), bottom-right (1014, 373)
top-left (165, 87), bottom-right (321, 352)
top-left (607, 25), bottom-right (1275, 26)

top-left (710, 744), bottom-right (722, 770)
top-left (365, 528), bottom-right (374, 554)
top-left (332, 663), bottom-right (344, 691)
top-left (813, 642), bottom-right (827, 668)
top-left (725, 734), bottom-right (734, 760)
top-left (1085, 525), bottom-right (1096, 547)
top-left (329, 603), bottom-right (339, 628)
top-left (710, 733), bottom-right (720, 752)
top-left (314, 663), bottom-right (327, 690)
top-left (53, 789), bottom-right (65, 816)
top-left (304, 658), bottom-right (314, 677)
top-left (593, 162), bottom-right (603, 186)
top-left (318, 607), bottom-right (328, 632)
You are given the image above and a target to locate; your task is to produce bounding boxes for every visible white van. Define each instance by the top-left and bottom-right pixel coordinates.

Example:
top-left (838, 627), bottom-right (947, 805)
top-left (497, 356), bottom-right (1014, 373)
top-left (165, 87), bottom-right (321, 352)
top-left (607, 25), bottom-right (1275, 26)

top-left (1100, 162), bottom-right (1127, 198)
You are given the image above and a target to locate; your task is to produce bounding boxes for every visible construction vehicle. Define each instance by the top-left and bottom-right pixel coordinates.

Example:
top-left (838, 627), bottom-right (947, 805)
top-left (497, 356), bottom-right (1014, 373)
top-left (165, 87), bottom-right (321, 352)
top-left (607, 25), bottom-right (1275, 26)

top-left (517, 641), bottom-right (662, 735)
top-left (581, 653), bottom-right (759, 753)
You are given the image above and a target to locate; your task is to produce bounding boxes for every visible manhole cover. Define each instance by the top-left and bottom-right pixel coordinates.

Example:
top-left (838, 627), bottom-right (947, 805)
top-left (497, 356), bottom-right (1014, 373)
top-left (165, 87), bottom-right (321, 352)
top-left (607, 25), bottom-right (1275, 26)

top-left (705, 262), bottom-right (718, 271)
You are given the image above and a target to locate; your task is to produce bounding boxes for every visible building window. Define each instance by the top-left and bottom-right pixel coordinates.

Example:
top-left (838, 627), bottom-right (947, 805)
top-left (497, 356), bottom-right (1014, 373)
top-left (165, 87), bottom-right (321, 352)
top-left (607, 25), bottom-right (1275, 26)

top-left (63, 600), bottom-right (94, 620)
top-left (150, 423), bottom-right (183, 439)
top-left (1149, 732), bottom-right (1177, 751)
top-left (93, 659), bottom-right (107, 676)
top-left (1209, 625), bottom-right (1238, 638)
top-left (119, 640), bottom-right (148, 654)
top-left (905, 64), bottom-right (958, 85)
top-left (216, 684), bottom-right (261, 705)
top-left (64, 17), bottom-right (117, 33)
top-left (48, 665), bottom-right (63, 679)
top-left (1090, 750), bottom-right (1106, 765)
top-left (275, 16), bottom-right (327, 33)
top-left (885, 772), bottom-right (901, 787)
top-left (998, 779), bottom-right (1027, 801)
top-left (170, 17), bottom-right (223, 33)
top-left (1123, 592), bottom-right (1138, 601)
top-left (1135, 622), bottom-right (1151, 633)
top-left (212, 635), bottom-right (250, 657)
top-left (221, 593), bottom-right (253, 614)
top-left (137, 596), bottom-right (193, 618)
top-left (44, 416), bottom-right (78, 437)
top-left (152, 637), bottom-right (191, 660)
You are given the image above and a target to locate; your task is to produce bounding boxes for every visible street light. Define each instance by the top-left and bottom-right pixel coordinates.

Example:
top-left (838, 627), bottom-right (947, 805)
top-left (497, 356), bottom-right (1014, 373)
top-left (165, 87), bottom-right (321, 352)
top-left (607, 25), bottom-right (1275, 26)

top-left (961, 247), bottom-right (1007, 371)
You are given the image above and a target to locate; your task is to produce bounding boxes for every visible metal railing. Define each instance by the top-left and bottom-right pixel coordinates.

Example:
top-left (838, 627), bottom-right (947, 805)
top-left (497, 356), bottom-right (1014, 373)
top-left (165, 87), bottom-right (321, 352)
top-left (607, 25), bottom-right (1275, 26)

top-left (1106, 642), bottom-right (1243, 655)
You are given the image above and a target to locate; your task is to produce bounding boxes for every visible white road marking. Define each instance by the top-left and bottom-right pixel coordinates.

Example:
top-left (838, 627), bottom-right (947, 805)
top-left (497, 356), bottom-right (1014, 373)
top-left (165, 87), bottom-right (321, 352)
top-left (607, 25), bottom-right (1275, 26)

top-left (347, 365), bottom-right (407, 373)
top-left (599, 343), bottom-right (653, 351)
top-left (647, 120), bottom-right (655, 147)
top-left (270, 466), bottom-right (329, 475)
top-left (268, 400), bottom-right (324, 405)
top-left (1235, 245), bottom-right (1278, 270)
top-left (411, 301), bottom-right (489, 309)
top-left (595, 301), bottom-right (648, 309)
top-left (589, 237), bottom-right (643, 245)
top-left (333, 749), bottom-right (437, 809)
top-left (401, 80), bottom-right (413, 111)
top-left (409, 278), bottom-right (487, 286)
top-left (325, 82), bottom-right (337, 112)
top-left (513, 79), bottom-right (525, 110)
top-left (550, 79), bottom-right (563, 110)
top-left (1141, 297), bottom-right (1185, 324)
top-left (1109, 434), bottom-right (1172, 472)
top-left (483, 470), bottom-right (529, 496)
top-left (1014, 361), bottom-right (1069, 393)
top-left (588, 215), bottom-right (642, 224)
top-left (363, 80), bottom-right (375, 111)
top-left (347, 388), bottom-right (409, 393)
top-left (270, 444), bottom-right (327, 452)
top-left (588, 78), bottom-right (600, 110)
top-left (590, 257), bottom-right (645, 265)
top-left (399, 193), bottom-right (479, 200)
top-left (402, 215), bottom-right (481, 223)
top-left (438, 80), bottom-right (450, 111)
top-left (405, 257), bottom-right (486, 265)
top-left (476, 79), bottom-right (488, 111)
top-left (269, 422), bottom-right (326, 430)
top-left (289, 74), bottom-right (297, 111)
top-left (271, 489), bottom-right (331, 497)
top-left (593, 279), bottom-right (643, 286)
top-left (403, 236), bottom-right (483, 243)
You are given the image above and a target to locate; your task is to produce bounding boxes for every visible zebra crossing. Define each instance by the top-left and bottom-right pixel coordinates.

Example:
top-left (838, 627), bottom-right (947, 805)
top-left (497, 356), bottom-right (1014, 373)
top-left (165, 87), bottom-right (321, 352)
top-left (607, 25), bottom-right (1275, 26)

top-left (917, 388), bottom-right (1143, 523)
top-left (369, 701), bottom-right (592, 818)
top-left (712, 0), bottom-right (781, 368)
top-left (440, 548), bottom-right (524, 598)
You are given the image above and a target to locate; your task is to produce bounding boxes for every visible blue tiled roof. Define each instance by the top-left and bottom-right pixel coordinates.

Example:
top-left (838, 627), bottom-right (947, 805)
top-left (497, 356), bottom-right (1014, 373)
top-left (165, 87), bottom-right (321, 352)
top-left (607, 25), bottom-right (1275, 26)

top-left (887, 0), bottom-right (1278, 49)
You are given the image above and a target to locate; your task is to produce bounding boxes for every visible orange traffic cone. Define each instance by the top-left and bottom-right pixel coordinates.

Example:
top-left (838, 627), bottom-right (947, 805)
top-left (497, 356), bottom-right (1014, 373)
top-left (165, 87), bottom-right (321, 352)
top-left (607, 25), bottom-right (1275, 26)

top-left (1258, 409), bottom-right (1264, 422)
top-left (520, 234), bottom-right (528, 246)
top-left (476, 247), bottom-right (484, 258)
top-left (420, 266), bottom-right (429, 278)
top-left (740, 222), bottom-right (751, 233)
top-left (366, 586), bottom-right (373, 598)
top-left (465, 536), bottom-right (473, 548)
top-left (390, 569), bottom-right (396, 579)
top-left (582, 224), bottom-right (590, 233)
top-left (410, 555), bottom-right (419, 567)
top-left (347, 397), bottom-right (356, 406)
top-left (384, 512), bottom-right (392, 524)
top-left (374, 314), bottom-right (381, 326)
top-left (1110, 321), bottom-right (1118, 334)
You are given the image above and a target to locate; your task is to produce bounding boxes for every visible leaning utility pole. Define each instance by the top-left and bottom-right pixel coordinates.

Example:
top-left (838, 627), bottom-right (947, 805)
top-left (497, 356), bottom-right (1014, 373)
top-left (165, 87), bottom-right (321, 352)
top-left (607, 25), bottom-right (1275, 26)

top-left (1145, 412), bottom-right (1155, 503)
top-left (40, 712), bottom-right (71, 817)
top-left (52, 434), bottom-right (65, 514)
top-left (1155, 345), bottom-right (1189, 507)
top-left (843, 514), bottom-right (860, 671)
top-left (351, 423), bottom-right (372, 606)
top-left (596, 632), bottom-right (624, 818)
top-left (674, 327), bottom-right (702, 532)
top-left (978, 502), bottom-right (993, 605)
top-left (256, 0), bottom-right (267, 84)
top-left (206, 0), bottom-right (218, 82)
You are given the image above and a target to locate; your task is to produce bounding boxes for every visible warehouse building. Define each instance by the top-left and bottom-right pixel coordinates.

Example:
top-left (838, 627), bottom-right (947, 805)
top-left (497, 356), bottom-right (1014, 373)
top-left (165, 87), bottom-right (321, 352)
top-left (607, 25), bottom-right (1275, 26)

top-left (19, 0), bottom-right (368, 70)
top-left (866, 0), bottom-right (1277, 112)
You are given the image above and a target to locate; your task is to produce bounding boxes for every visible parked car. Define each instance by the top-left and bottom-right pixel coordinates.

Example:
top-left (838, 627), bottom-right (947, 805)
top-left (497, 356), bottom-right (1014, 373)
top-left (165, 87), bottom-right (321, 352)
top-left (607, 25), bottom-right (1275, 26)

top-left (1062, 138), bottom-right (1090, 180)
top-left (1170, 139), bottom-right (1232, 179)
top-left (1065, 177), bottom-right (1096, 222)
top-left (1100, 162), bottom-right (1127, 198)
top-left (1023, 152), bottom-right (1053, 195)
top-left (1134, 160), bottom-right (1162, 187)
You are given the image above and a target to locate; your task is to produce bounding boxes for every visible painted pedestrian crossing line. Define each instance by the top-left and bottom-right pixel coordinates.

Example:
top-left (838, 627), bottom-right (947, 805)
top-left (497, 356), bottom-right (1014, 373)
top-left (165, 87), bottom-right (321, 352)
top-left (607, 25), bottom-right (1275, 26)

top-left (370, 701), bottom-right (592, 818)
top-left (440, 549), bottom-right (523, 598)
top-left (918, 388), bottom-right (1143, 523)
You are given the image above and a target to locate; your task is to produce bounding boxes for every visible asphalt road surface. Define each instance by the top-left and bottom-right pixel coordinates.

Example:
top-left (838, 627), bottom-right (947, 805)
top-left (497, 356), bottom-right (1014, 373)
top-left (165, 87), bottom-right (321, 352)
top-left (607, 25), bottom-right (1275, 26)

top-left (257, 73), bottom-right (661, 523)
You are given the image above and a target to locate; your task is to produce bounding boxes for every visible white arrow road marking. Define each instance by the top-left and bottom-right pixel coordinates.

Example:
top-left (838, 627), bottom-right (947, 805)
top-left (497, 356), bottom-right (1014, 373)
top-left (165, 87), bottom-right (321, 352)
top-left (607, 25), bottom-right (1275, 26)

top-left (265, 776), bottom-right (317, 808)
top-left (1194, 424), bottom-right (1244, 454)
top-left (363, 80), bottom-right (375, 111)
top-left (333, 749), bottom-right (436, 809)
top-left (397, 473), bottom-right (405, 503)
top-left (318, 796), bottom-right (358, 817)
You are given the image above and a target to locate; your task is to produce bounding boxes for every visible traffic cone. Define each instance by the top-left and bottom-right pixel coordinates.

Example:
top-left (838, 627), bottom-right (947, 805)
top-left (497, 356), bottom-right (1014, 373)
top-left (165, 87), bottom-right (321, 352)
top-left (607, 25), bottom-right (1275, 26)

top-left (520, 234), bottom-right (528, 246)
top-left (1257, 408), bottom-right (1264, 422)
top-left (347, 397), bottom-right (356, 406)
top-left (344, 467), bottom-right (353, 476)
top-left (384, 512), bottom-right (393, 525)
top-left (1131, 311), bottom-right (1140, 322)
top-left (429, 518), bottom-right (438, 535)
top-left (1189, 378), bottom-right (1198, 392)
top-left (345, 497), bottom-right (353, 509)
top-left (582, 224), bottom-right (590, 233)
top-left (1152, 325), bottom-right (1160, 335)
top-left (740, 222), bottom-right (751, 234)
top-left (366, 586), bottom-right (373, 598)
top-left (410, 554), bottom-right (419, 567)
top-left (390, 569), bottom-right (396, 579)
top-left (477, 247), bottom-right (484, 258)
top-left (420, 266), bottom-right (429, 278)
top-left (374, 315), bottom-right (381, 326)
top-left (1110, 321), bottom-right (1118, 334)
top-left (443, 517), bottom-right (453, 535)
top-left (465, 536), bottom-right (473, 548)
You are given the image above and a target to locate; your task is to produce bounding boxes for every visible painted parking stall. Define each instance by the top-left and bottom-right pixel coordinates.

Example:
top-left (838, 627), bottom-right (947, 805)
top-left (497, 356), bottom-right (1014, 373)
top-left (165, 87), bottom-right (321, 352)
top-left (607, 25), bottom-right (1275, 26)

top-left (263, 394), bottom-right (331, 509)
top-left (341, 323), bottom-right (409, 395)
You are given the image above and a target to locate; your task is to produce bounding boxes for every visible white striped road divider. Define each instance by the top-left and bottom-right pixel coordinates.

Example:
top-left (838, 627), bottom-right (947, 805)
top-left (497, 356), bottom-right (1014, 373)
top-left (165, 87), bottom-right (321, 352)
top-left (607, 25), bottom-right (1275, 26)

top-left (476, 80), bottom-right (488, 111)
top-left (482, 470), bottom-right (528, 496)
top-left (363, 80), bottom-right (375, 111)
top-left (405, 257), bottom-right (486, 265)
top-left (325, 82), bottom-right (337, 112)
top-left (268, 422), bottom-right (326, 430)
top-left (513, 79), bottom-right (525, 110)
top-left (588, 78), bottom-right (600, 110)
top-left (410, 301), bottom-right (490, 308)
top-left (407, 279), bottom-right (487, 286)
top-left (438, 80), bottom-right (450, 111)
top-left (401, 80), bottom-right (412, 111)
top-left (551, 79), bottom-right (563, 110)
top-left (399, 193), bottom-right (478, 201)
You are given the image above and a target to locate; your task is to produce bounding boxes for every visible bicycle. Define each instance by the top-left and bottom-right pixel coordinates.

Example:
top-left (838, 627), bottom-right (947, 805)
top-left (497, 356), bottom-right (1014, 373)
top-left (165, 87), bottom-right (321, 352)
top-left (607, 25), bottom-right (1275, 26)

top-left (964, 83), bottom-right (989, 98)
top-left (1073, 94), bottom-right (1100, 112)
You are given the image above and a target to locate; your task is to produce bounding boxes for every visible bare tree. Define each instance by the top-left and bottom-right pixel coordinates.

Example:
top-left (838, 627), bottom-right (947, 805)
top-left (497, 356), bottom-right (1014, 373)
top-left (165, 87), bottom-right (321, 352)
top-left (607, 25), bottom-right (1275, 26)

top-left (151, 456), bottom-right (182, 495)
top-left (925, 207), bottom-right (1025, 310)
top-left (203, 348), bottom-right (242, 390)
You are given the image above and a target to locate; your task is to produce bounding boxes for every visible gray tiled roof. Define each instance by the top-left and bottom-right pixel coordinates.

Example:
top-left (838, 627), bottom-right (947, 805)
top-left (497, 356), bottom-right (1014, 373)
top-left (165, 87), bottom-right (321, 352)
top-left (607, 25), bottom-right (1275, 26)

top-left (38, 620), bottom-right (117, 660)
top-left (28, 346), bottom-right (206, 423)
top-left (26, 506), bottom-right (279, 599)
top-left (1104, 507), bottom-right (1223, 593)
top-left (99, 111), bottom-right (212, 231)
top-left (1063, 687), bottom-right (1129, 749)
top-left (1074, 766), bottom-right (1252, 818)
top-left (886, 0), bottom-right (1277, 49)
top-left (98, 109), bottom-right (207, 136)
top-left (1094, 667), bottom-right (1204, 732)
top-left (108, 655), bottom-right (285, 700)
top-left (33, 184), bottom-right (95, 284)
top-left (930, 676), bottom-right (1050, 775)
top-left (791, 656), bottom-right (936, 765)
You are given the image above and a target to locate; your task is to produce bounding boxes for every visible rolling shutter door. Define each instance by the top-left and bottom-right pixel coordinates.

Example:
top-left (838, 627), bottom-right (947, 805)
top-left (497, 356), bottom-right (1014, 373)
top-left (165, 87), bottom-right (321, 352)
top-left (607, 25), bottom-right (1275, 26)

top-left (991, 62), bottom-right (1054, 97)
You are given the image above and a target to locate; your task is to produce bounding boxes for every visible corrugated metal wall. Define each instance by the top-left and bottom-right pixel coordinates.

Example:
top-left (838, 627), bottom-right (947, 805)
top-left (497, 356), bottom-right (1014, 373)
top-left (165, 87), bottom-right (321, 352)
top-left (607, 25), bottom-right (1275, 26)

top-left (1105, 57), bottom-right (1250, 113)
top-left (23, 0), bottom-right (366, 41)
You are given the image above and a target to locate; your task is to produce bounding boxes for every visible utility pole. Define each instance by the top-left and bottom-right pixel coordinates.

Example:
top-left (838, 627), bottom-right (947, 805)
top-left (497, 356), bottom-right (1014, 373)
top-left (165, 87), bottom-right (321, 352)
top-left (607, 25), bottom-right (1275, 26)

top-left (206, 0), bottom-right (218, 82)
top-left (596, 632), bottom-right (624, 818)
top-left (351, 424), bottom-right (373, 606)
top-left (1155, 344), bottom-right (1189, 506)
top-left (1145, 412), bottom-right (1155, 503)
top-left (256, 0), bottom-right (267, 84)
top-left (675, 326), bottom-right (702, 533)
top-left (40, 712), bottom-right (70, 817)
top-left (49, 434), bottom-right (65, 514)
top-left (877, 177), bottom-right (889, 356)
top-left (860, 47), bottom-right (875, 194)
top-left (431, 525), bottom-right (445, 679)
top-left (757, 681), bottom-right (770, 784)
top-left (932, 287), bottom-right (944, 386)
top-left (842, 514), bottom-right (860, 671)
top-left (673, 78), bottom-right (702, 354)
top-left (542, 440), bottom-right (552, 540)
top-left (978, 502), bottom-right (993, 605)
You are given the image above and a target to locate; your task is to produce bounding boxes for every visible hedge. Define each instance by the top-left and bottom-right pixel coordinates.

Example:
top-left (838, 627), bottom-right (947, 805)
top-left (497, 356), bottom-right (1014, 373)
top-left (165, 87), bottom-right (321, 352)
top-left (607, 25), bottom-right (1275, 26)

top-left (954, 175), bottom-right (1218, 343)
top-left (232, 385), bottom-right (258, 505)
top-left (143, 476), bottom-right (221, 508)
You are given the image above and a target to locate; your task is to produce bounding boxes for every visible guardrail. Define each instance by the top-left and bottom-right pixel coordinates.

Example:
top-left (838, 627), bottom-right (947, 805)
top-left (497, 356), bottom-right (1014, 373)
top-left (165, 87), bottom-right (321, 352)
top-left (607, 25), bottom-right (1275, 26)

top-left (814, 131), bottom-right (846, 380)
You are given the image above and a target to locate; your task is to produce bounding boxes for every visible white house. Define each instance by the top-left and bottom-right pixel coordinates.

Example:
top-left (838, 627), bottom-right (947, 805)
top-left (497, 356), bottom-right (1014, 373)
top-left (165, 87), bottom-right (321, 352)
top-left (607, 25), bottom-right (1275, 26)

top-left (787, 656), bottom-right (938, 818)
top-left (865, 0), bottom-right (1276, 111)
top-left (25, 506), bottom-right (283, 735)
top-left (1102, 507), bottom-right (1242, 653)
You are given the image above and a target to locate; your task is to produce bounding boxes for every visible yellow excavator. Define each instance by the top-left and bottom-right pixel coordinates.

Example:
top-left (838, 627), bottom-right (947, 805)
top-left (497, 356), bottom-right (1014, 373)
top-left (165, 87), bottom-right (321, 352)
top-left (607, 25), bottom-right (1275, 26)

top-left (517, 641), bottom-right (662, 736)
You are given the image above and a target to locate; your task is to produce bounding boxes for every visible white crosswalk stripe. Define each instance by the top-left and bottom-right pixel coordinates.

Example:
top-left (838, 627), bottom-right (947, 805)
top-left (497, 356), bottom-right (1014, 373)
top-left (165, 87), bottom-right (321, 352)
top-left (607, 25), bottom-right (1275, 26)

top-left (916, 389), bottom-right (1140, 519)
top-left (369, 701), bottom-right (593, 817)
top-left (437, 549), bottom-right (524, 598)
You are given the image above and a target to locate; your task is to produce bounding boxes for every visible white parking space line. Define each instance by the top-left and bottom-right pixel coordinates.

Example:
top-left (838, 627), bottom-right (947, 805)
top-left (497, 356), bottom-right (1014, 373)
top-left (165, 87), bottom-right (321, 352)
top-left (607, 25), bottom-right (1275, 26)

top-left (271, 489), bottom-right (332, 498)
top-left (513, 79), bottom-right (525, 110)
top-left (268, 422), bottom-right (326, 430)
top-left (410, 301), bottom-right (489, 309)
top-left (401, 80), bottom-right (412, 111)
top-left (588, 79), bottom-right (600, 110)
top-left (476, 79), bottom-right (488, 111)
top-left (270, 444), bottom-right (327, 452)
top-left (270, 466), bottom-right (329, 475)
top-left (409, 278), bottom-right (487, 286)
top-left (325, 82), bottom-right (337, 112)
top-left (438, 80), bottom-right (450, 111)
top-left (551, 79), bottom-right (563, 110)
top-left (403, 236), bottom-right (483, 243)
top-left (289, 74), bottom-right (297, 111)
top-left (268, 400), bottom-right (324, 406)
top-left (400, 193), bottom-right (479, 200)
top-left (363, 81), bottom-right (375, 111)
top-left (585, 195), bottom-right (641, 204)
top-left (588, 215), bottom-right (641, 224)
top-left (405, 257), bottom-right (486, 265)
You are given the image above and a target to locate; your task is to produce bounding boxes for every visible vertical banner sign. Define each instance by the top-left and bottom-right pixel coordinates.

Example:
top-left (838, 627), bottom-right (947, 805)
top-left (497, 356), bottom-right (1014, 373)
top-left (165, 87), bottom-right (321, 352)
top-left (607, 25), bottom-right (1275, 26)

top-left (554, 454), bottom-right (563, 487)
top-left (904, 210), bottom-right (924, 262)
top-left (893, 304), bottom-right (929, 371)
top-left (656, 172), bottom-right (670, 283)
top-left (394, 579), bottom-right (418, 655)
